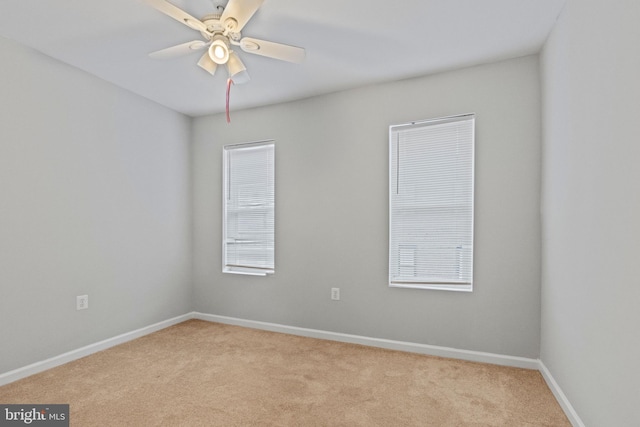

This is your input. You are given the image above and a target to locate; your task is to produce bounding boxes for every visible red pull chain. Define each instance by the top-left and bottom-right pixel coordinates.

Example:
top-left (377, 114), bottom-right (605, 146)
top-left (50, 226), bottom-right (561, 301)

top-left (226, 78), bottom-right (234, 123)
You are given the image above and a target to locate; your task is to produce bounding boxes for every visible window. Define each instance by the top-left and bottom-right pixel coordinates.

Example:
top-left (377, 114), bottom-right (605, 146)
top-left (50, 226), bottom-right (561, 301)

top-left (389, 114), bottom-right (474, 291)
top-left (223, 141), bottom-right (275, 276)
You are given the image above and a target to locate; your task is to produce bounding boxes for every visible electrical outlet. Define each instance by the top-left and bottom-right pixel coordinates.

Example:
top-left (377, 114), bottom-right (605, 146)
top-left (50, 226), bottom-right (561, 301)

top-left (331, 288), bottom-right (340, 301)
top-left (76, 295), bottom-right (89, 310)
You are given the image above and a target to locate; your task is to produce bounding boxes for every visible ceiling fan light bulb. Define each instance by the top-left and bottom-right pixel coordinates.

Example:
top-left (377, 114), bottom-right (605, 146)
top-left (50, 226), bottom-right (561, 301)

top-left (209, 37), bottom-right (229, 64)
top-left (214, 45), bottom-right (225, 59)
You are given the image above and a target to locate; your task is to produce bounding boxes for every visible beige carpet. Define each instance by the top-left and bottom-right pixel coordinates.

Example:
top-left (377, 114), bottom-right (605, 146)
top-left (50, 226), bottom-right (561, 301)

top-left (0, 320), bottom-right (570, 426)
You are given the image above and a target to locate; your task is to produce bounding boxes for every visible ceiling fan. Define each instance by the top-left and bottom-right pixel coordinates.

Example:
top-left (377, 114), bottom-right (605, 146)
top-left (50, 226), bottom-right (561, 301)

top-left (145, 0), bottom-right (305, 84)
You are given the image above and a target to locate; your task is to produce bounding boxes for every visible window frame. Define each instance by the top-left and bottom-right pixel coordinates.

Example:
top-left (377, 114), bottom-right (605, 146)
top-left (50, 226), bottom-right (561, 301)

top-left (388, 114), bottom-right (475, 292)
top-left (222, 140), bottom-right (275, 277)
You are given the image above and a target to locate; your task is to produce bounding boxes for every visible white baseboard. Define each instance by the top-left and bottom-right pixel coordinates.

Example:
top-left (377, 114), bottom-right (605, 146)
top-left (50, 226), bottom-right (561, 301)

top-left (538, 360), bottom-right (585, 427)
top-left (197, 313), bottom-right (587, 424)
top-left (0, 312), bottom-right (194, 387)
top-left (1, 310), bottom-right (582, 427)
top-left (193, 312), bottom-right (540, 370)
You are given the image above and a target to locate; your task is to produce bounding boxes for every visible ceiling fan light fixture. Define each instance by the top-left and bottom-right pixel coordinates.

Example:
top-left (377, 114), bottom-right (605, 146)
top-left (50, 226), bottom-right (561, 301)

top-left (209, 36), bottom-right (230, 64)
top-left (197, 52), bottom-right (217, 76)
top-left (227, 51), bottom-right (250, 84)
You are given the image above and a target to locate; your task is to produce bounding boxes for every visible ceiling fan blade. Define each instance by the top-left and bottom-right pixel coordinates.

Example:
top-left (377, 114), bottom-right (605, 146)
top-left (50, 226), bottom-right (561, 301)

top-left (220, 0), bottom-right (264, 32)
top-left (149, 40), bottom-right (208, 59)
top-left (240, 37), bottom-right (305, 63)
top-left (145, 0), bottom-right (208, 33)
top-left (197, 52), bottom-right (218, 75)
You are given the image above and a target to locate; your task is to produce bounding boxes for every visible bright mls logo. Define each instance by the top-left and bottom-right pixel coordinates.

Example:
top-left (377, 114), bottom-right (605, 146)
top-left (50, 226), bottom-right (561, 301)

top-left (0, 405), bottom-right (68, 426)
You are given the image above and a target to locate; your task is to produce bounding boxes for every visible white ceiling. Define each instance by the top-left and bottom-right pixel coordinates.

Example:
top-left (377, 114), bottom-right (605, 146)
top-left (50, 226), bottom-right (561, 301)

top-left (0, 0), bottom-right (565, 117)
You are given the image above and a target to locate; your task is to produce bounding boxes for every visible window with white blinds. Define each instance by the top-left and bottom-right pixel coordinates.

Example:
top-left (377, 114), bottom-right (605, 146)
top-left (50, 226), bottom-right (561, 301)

top-left (223, 141), bottom-right (275, 276)
top-left (389, 114), bottom-right (474, 291)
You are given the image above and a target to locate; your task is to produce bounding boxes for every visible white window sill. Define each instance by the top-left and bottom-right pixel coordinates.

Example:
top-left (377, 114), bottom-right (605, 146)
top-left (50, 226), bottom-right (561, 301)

top-left (224, 267), bottom-right (274, 276)
top-left (389, 282), bottom-right (472, 292)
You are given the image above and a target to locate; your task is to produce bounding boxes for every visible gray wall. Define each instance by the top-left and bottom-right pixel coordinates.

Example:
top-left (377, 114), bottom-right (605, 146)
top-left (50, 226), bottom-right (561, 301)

top-left (192, 55), bottom-right (542, 358)
top-left (541, 0), bottom-right (640, 425)
top-left (0, 37), bottom-right (193, 374)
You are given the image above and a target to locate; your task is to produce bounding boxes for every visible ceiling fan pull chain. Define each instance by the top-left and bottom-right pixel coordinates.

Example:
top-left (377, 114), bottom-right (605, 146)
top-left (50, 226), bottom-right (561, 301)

top-left (226, 78), bottom-right (234, 123)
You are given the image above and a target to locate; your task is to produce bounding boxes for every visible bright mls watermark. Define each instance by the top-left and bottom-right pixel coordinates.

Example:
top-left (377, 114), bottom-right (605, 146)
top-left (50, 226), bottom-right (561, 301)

top-left (0, 405), bottom-right (68, 426)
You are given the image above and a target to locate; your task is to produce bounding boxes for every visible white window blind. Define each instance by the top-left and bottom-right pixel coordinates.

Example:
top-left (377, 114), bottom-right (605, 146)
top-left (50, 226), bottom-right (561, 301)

top-left (223, 141), bottom-right (275, 276)
top-left (389, 114), bottom-right (474, 291)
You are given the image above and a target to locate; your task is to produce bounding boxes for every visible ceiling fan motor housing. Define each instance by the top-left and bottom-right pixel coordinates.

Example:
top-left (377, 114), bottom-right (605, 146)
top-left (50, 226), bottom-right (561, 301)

top-left (201, 13), bottom-right (223, 37)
